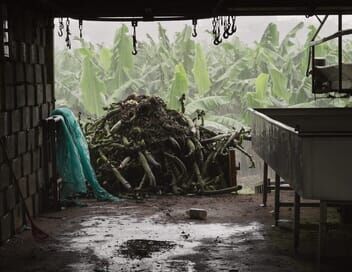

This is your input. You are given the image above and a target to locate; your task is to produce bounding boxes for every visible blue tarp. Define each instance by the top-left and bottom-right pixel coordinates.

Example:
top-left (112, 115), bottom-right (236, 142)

top-left (51, 108), bottom-right (119, 202)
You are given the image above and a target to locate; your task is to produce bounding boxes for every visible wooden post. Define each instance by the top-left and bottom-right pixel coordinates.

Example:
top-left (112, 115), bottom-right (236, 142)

top-left (228, 149), bottom-right (238, 187)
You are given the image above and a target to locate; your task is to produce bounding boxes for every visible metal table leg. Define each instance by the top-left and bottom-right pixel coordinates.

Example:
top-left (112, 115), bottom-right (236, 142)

top-left (318, 201), bottom-right (328, 266)
top-left (294, 192), bottom-right (301, 253)
top-left (261, 162), bottom-right (268, 207)
top-left (274, 173), bottom-right (280, 226)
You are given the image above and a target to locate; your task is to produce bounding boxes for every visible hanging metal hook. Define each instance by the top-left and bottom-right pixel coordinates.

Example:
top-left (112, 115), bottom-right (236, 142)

top-left (58, 17), bottom-right (64, 37)
top-left (79, 19), bottom-right (83, 39)
top-left (192, 19), bottom-right (197, 37)
top-left (131, 20), bottom-right (138, 55)
top-left (231, 16), bottom-right (237, 34)
top-left (65, 18), bottom-right (71, 49)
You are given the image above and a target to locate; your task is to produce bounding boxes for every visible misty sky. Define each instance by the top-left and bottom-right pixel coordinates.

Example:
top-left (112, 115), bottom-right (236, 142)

top-left (55, 15), bottom-right (352, 49)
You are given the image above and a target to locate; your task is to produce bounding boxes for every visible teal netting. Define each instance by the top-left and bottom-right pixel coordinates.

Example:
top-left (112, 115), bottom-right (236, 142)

top-left (51, 108), bottom-right (119, 202)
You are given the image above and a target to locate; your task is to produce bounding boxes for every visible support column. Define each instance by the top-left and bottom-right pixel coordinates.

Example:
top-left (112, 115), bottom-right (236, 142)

top-left (261, 162), bottom-right (268, 207)
top-left (293, 192), bottom-right (301, 253)
top-left (318, 201), bottom-right (328, 266)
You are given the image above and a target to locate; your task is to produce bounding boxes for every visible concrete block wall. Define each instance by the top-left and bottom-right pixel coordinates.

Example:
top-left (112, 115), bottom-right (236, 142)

top-left (0, 4), bottom-right (54, 243)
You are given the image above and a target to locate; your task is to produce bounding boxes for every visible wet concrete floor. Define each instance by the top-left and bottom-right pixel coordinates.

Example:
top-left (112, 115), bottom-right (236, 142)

top-left (1, 194), bottom-right (351, 271)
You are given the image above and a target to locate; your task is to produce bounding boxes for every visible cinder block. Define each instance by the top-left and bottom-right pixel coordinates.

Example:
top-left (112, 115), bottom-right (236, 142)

top-left (35, 127), bottom-right (43, 147)
top-left (31, 106), bottom-right (40, 127)
top-left (35, 64), bottom-right (42, 83)
top-left (45, 84), bottom-right (52, 103)
top-left (32, 193), bottom-right (40, 216)
top-left (5, 185), bottom-right (16, 210)
top-left (22, 107), bottom-right (31, 130)
top-left (29, 44), bottom-right (37, 64)
top-left (37, 168), bottom-right (44, 189)
top-left (13, 204), bottom-right (23, 232)
top-left (27, 85), bottom-right (35, 106)
top-left (38, 46), bottom-right (45, 64)
top-left (9, 41), bottom-right (17, 62)
top-left (36, 84), bottom-right (44, 104)
top-left (15, 84), bottom-right (26, 108)
top-left (43, 67), bottom-right (48, 84)
top-left (0, 212), bottom-right (13, 242)
top-left (28, 172), bottom-right (37, 196)
top-left (0, 191), bottom-right (4, 217)
top-left (11, 109), bottom-right (22, 133)
top-left (4, 134), bottom-right (16, 159)
top-left (40, 103), bottom-right (48, 120)
top-left (0, 163), bottom-right (11, 190)
top-left (18, 42), bottom-right (27, 63)
top-left (0, 112), bottom-right (9, 137)
top-left (4, 61), bottom-right (14, 85)
top-left (41, 28), bottom-right (46, 47)
top-left (18, 177), bottom-right (28, 199)
top-left (5, 86), bottom-right (15, 111)
top-left (11, 157), bottom-right (22, 180)
top-left (25, 64), bottom-right (34, 83)
top-left (32, 148), bottom-right (41, 170)
top-left (15, 63), bottom-right (25, 83)
top-left (17, 131), bottom-right (27, 155)
top-left (22, 152), bottom-right (32, 176)
top-left (27, 129), bottom-right (35, 151)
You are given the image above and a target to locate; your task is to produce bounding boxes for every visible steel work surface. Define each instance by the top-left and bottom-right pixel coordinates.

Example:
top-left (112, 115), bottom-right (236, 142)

top-left (250, 107), bottom-right (352, 201)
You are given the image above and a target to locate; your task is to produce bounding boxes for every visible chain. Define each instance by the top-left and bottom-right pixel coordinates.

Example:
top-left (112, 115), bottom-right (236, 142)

top-left (79, 19), bottom-right (83, 39)
top-left (212, 16), bottom-right (237, 45)
top-left (131, 20), bottom-right (138, 55)
top-left (65, 17), bottom-right (71, 49)
top-left (58, 17), bottom-right (64, 37)
top-left (192, 19), bottom-right (197, 37)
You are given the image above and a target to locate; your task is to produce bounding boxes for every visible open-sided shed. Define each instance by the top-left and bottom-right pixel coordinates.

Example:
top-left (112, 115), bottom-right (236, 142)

top-left (1, 0), bottom-right (352, 246)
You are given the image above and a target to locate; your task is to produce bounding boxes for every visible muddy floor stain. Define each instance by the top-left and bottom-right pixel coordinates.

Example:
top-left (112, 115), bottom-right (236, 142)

top-left (62, 215), bottom-right (263, 271)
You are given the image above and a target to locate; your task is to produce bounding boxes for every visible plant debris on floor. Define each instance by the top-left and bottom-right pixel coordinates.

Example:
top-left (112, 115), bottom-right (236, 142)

top-left (84, 94), bottom-right (253, 197)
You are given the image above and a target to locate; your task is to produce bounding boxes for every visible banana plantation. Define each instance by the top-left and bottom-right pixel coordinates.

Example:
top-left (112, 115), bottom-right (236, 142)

top-left (55, 22), bottom-right (352, 130)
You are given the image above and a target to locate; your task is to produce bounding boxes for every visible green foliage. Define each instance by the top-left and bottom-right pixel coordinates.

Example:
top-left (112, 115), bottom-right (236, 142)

top-left (192, 43), bottom-right (211, 94)
top-left (80, 57), bottom-right (106, 116)
top-left (55, 21), bottom-right (351, 130)
top-left (168, 63), bottom-right (188, 111)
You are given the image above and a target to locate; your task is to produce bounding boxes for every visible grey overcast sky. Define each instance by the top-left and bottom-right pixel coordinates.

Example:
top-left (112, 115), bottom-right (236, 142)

top-left (54, 15), bottom-right (352, 49)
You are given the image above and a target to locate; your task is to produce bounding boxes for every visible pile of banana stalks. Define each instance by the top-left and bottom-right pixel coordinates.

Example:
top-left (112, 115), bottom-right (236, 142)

top-left (85, 94), bottom-right (253, 197)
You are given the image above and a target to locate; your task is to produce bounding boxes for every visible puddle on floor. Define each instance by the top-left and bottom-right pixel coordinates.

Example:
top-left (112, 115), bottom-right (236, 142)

top-left (61, 215), bottom-right (263, 271)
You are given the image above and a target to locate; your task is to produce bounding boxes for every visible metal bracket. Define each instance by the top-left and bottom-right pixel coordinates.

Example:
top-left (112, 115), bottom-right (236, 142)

top-left (306, 15), bottom-right (329, 77)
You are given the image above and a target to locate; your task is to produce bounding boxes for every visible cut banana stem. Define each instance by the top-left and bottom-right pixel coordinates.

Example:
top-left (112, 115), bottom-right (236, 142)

top-left (235, 145), bottom-right (255, 168)
top-left (118, 156), bottom-right (131, 169)
top-left (186, 138), bottom-right (196, 157)
top-left (193, 161), bottom-right (205, 191)
top-left (202, 151), bottom-right (215, 176)
top-left (98, 150), bottom-right (132, 190)
top-left (184, 115), bottom-right (197, 135)
top-left (220, 132), bottom-right (238, 155)
top-left (144, 151), bottom-right (161, 168)
top-left (164, 152), bottom-right (186, 178)
top-left (138, 151), bottom-right (156, 187)
top-left (200, 185), bottom-right (242, 195)
top-left (201, 133), bottom-right (231, 144)
top-left (122, 136), bottom-right (130, 145)
top-left (168, 136), bottom-right (181, 151)
top-left (136, 174), bottom-right (147, 191)
top-left (110, 120), bottom-right (122, 133)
